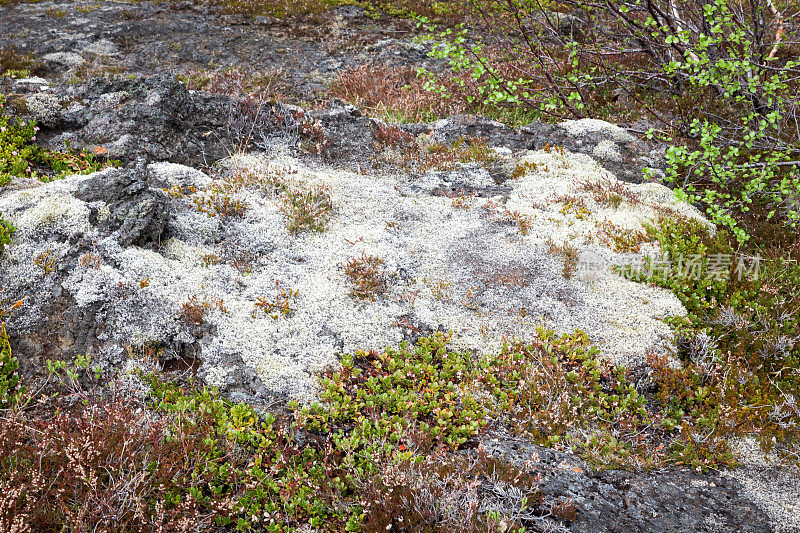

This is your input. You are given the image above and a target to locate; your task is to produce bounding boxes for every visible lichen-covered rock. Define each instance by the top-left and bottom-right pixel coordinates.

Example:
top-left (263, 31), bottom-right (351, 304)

top-left (520, 119), bottom-right (666, 183)
top-left (1, 74), bottom-right (249, 167)
top-left (74, 168), bottom-right (169, 247)
top-left (0, 138), bottom-right (703, 405)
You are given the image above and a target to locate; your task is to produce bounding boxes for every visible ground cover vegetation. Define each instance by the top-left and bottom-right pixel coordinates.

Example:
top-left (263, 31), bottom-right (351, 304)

top-left (0, 327), bottom-right (779, 531)
top-left (1, 0), bottom-right (799, 530)
top-left (1, 96), bottom-right (120, 185)
top-left (333, 0), bottom-right (800, 462)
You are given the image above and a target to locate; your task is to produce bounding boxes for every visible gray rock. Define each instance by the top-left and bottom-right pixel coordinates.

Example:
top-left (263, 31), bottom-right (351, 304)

top-left (521, 119), bottom-right (665, 183)
top-left (74, 168), bottom-right (169, 247)
top-left (477, 430), bottom-right (773, 532)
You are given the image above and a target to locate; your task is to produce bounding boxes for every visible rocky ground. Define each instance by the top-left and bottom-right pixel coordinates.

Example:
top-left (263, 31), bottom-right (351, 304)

top-left (1, 1), bottom-right (799, 531)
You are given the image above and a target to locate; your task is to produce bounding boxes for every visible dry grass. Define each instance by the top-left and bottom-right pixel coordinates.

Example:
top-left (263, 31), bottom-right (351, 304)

top-left (546, 239), bottom-right (580, 279)
top-left (371, 122), bottom-right (497, 174)
top-left (331, 63), bottom-right (469, 123)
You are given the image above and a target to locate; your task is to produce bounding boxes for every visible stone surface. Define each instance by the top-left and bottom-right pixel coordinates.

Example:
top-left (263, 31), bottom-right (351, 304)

top-left (477, 430), bottom-right (774, 532)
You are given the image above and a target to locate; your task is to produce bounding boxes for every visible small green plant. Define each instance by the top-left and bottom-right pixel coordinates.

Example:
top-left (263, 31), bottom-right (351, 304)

top-left (558, 195), bottom-right (592, 220)
top-left (1, 99), bottom-right (119, 185)
top-left (578, 178), bottom-right (641, 209)
top-left (0, 98), bottom-right (42, 184)
top-left (342, 253), bottom-right (389, 300)
top-left (34, 247), bottom-right (57, 275)
top-left (192, 187), bottom-right (249, 218)
top-left (200, 252), bottom-right (221, 267)
top-left (597, 220), bottom-right (650, 253)
top-left (423, 277), bottom-right (452, 300)
top-left (483, 200), bottom-right (533, 235)
top-left (373, 128), bottom-right (498, 174)
top-left (279, 183), bottom-right (334, 233)
top-left (0, 322), bottom-right (23, 408)
top-left (254, 281), bottom-right (299, 319)
top-left (179, 295), bottom-right (227, 326)
top-left (0, 212), bottom-right (15, 251)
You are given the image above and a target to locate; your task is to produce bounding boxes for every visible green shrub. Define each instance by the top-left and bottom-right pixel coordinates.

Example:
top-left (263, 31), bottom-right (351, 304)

top-left (0, 212), bottom-right (14, 251)
top-left (1, 96), bottom-right (120, 184)
top-left (620, 216), bottom-right (800, 464)
top-left (0, 323), bottom-right (23, 409)
top-left (0, 97), bottom-right (42, 184)
top-left (279, 183), bottom-right (334, 233)
top-left (418, 0), bottom-right (800, 241)
top-left (0, 217), bottom-right (22, 409)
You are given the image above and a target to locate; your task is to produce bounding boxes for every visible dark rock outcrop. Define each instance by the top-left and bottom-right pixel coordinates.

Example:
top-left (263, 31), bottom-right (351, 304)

top-left (478, 431), bottom-right (773, 532)
top-left (74, 168), bottom-right (169, 247)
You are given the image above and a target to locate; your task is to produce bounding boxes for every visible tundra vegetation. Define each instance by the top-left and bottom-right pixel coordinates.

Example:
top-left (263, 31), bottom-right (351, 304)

top-left (0, 0), bottom-right (799, 531)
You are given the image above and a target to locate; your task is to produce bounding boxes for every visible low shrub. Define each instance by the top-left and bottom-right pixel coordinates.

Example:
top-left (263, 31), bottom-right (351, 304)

top-left (372, 126), bottom-right (497, 174)
top-left (620, 217), bottom-right (800, 463)
top-left (5, 315), bottom-right (794, 531)
top-left (0, 223), bottom-right (22, 410)
top-left (279, 183), bottom-right (334, 233)
top-left (0, 212), bottom-right (14, 251)
top-left (1, 97), bottom-right (119, 184)
top-left (0, 47), bottom-right (41, 78)
top-left (0, 323), bottom-right (23, 409)
top-left (254, 281), bottom-right (299, 319)
top-left (342, 253), bottom-right (390, 299)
